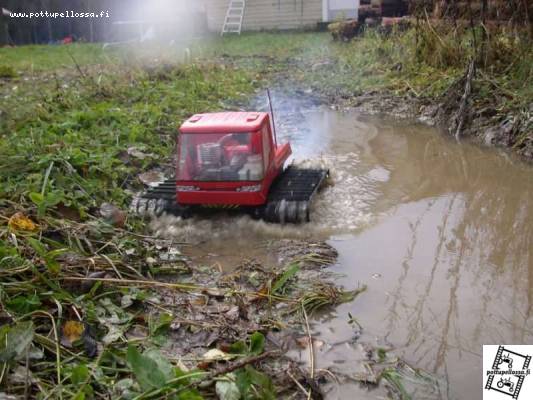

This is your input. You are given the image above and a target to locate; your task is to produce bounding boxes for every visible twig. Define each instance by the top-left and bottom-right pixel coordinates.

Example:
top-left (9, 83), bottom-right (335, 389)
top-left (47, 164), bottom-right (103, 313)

top-left (209, 350), bottom-right (280, 377)
top-left (61, 277), bottom-right (294, 302)
top-left (424, 9), bottom-right (447, 49)
top-left (101, 254), bottom-right (124, 280)
top-left (287, 371), bottom-right (312, 398)
top-left (317, 368), bottom-right (340, 384)
top-left (302, 305), bottom-right (315, 380)
top-left (66, 49), bottom-right (86, 79)
top-left (0, 362), bottom-right (7, 387)
top-left (455, 59), bottom-right (475, 140)
top-left (31, 311), bottom-right (62, 400)
top-left (404, 80), bottom-right (420, 98)
top-left (71, 305), bottom-right (82, 321)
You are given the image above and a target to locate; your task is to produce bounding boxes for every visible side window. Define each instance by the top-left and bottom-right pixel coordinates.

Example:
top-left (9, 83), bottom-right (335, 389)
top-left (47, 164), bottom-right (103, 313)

top-left (262, 126), bottom-right (271, 172)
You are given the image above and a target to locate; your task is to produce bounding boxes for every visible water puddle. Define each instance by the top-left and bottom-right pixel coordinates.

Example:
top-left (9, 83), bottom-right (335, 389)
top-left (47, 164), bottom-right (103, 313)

top-left (151, 104), bottom-right (533, 399)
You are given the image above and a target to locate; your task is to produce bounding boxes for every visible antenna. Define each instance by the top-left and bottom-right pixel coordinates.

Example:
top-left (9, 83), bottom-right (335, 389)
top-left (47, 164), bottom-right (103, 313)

top-left (266, 88), bottom-right (277, 147)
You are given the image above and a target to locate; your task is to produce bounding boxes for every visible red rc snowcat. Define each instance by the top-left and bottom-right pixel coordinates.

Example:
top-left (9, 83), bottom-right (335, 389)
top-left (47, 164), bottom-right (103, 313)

top-left (136, 109), bottom-right (328, 223)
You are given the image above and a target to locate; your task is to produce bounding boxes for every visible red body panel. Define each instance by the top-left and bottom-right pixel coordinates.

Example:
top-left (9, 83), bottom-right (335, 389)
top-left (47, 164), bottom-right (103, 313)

top-left (180, 112), bottom-right (267, 134)
top-left (176, 112), bottom-right (291, 206)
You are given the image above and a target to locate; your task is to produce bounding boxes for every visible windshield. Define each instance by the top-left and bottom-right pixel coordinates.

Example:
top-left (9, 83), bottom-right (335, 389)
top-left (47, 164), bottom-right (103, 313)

top-left (178, 132), bottom-right (264, 181)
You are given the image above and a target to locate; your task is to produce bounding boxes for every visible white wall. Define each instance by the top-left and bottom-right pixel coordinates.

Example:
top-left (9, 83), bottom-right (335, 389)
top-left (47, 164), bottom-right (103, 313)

top-left (206, 0), bottom-right (323, 32)
top-left (323, 0), bottom-right (359, 21)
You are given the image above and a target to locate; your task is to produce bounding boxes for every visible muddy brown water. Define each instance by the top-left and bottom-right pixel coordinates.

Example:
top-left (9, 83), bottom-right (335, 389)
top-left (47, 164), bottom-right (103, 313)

top-left (151, 108), bottom-right (533, 399)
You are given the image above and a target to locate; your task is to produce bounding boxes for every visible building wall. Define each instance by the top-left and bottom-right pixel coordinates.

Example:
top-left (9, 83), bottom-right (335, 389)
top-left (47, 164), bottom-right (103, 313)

top-left (327, 0), bottom-right (359, 20)
top-left (205, 0), bottom-right (323, 32)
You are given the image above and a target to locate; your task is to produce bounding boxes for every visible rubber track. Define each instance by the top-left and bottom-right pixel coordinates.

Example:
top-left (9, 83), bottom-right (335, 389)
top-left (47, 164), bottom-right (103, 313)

top-left (135, 166), bottom-right (328, 222)
top-left (139, 179), bottom-right (176, 200)
top-left (267, 166), bottom-right (328, 202)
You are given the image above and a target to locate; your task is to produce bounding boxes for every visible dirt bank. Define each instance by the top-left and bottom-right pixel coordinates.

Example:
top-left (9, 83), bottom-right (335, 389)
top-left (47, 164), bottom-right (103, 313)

top-left (243, 69), bottom-right (532, 162)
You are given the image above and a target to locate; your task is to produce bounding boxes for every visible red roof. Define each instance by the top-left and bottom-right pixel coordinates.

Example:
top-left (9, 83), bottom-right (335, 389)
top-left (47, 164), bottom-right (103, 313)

top-left (180, 112), bottom-right (269, 133)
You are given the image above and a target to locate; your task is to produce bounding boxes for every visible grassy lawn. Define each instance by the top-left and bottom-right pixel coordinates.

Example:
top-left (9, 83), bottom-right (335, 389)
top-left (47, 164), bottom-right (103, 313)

top-left (0, 40), bottom-right (257, 214)
top-left (0, 43), bottom-right (118, 72)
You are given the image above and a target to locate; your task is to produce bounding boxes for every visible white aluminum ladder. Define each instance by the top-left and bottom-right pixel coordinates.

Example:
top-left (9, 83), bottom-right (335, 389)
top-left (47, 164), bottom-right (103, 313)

top-left (221, 0), bottom-right (246, 36)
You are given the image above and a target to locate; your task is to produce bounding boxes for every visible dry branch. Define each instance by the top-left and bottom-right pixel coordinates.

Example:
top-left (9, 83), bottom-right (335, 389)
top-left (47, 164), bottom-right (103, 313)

top-left (454, 59), bottom-right (475, 139)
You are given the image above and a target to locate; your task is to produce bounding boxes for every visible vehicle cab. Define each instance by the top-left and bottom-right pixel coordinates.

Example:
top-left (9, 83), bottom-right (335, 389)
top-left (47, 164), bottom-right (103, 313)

top-left (177, 112), bottom-right (291, 206)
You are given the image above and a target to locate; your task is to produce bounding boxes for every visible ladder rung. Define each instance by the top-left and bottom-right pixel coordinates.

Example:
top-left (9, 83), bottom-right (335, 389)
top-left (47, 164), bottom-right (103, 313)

top-left (222, 0), bottom-right (245, 36)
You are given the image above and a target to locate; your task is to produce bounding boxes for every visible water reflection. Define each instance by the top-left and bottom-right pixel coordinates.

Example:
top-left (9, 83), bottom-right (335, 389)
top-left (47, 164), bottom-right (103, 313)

top-left (298, 111), bottom-right (533, 399)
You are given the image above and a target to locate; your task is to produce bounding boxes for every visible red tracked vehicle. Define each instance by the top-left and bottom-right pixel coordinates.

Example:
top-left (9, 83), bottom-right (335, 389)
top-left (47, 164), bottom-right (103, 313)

top-left (136, 108), bottom-right (328, 223)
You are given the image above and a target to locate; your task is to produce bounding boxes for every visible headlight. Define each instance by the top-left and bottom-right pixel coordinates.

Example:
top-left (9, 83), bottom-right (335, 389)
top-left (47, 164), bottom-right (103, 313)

top-left (236, 185), bottom-right (261, 192)
top-left (177, 185), bottom-right (200, 191)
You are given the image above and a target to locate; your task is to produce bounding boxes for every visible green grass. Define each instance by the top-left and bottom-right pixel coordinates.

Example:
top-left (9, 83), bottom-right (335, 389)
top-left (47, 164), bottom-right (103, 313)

top-left (204, 32), bottom-right (328, 59)
top-left (0, 43), bottom-right (118, 71)
top-left (0, 50), bottom-right (254, 216)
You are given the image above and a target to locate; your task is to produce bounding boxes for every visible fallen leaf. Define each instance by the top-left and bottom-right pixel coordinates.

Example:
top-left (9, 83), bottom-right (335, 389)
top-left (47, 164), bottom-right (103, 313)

top-left (224, 306), bottom-right (240, 321)
top-left (138, 171), bottom-right (166, 187)
top-left (295, 336), bottom-right (325, 350)
top-left (126, 345), bottom-right (167, 391)
top-left (0, 321), bottom-right (34, 362)
top-left (99, 203), bottom-right (127, 227)
top-left (146, 256), bottom-right (157, 265)
top-left (201, 288), bottom-right (226, 299)
top-left (55, 203), bottom-right (81, 221)
top-left (216, 374), bottom-right (241, 400)
top-left (101, 324), bottom-right (125, 345)
top-left (61, 320), bottom-right (85, 348)
top-left (9, 366), bottom-right (38, 384)
top-left (189, 294), bottom-right (209, 306)
top-left (196, 361), bottom-right (210, 370)
top-left (8, 212), bottom-right (38, 233)
top-left (202, 348), bottom-right (234, 362)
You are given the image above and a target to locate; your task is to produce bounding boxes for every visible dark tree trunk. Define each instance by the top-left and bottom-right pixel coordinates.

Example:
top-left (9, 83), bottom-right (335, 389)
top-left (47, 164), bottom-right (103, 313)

top-left (0, 14), bottom-right (8, 46)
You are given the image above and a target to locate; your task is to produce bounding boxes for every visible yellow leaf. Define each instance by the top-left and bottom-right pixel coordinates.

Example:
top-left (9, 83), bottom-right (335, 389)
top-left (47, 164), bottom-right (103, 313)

top-left (61, 320), bottom-right (85, 348)
top-left (8, 212), bottom-right (38, 232)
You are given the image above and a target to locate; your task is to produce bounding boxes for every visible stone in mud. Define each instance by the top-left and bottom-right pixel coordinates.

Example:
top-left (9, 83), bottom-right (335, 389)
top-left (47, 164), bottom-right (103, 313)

top-left (138, 170), bottom-right (166, 187)
top-left (99, 202), bottom-right (127, 227)
top-left (483, 126), bottom-right (499, 146)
